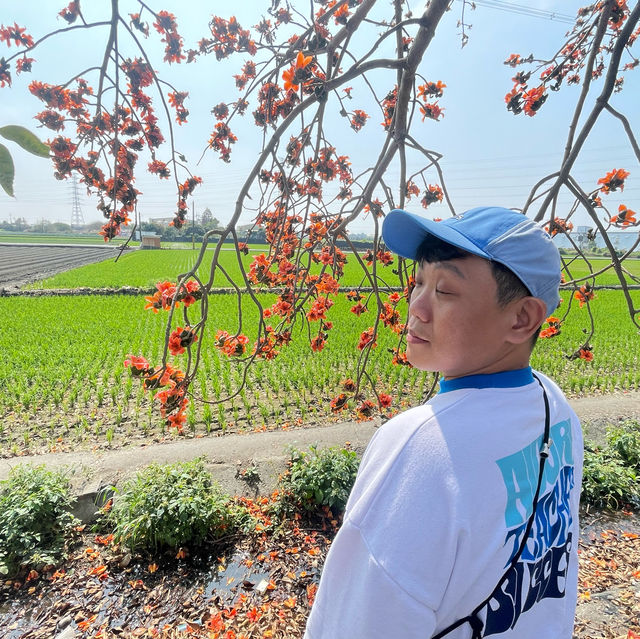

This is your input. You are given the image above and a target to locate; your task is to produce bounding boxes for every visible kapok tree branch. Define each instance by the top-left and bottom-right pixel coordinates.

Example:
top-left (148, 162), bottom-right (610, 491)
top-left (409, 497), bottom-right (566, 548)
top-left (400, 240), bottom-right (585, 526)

top-left (604, 103), bottom-right (640, 162)
top-left (561, 7), bottom-right (610, 164)
top-left (535, 0), bottom-right (640, 222)
top-left (565, 176), bottom-right (640, 328)
top-left (335, 0), bottom-right (451, 234)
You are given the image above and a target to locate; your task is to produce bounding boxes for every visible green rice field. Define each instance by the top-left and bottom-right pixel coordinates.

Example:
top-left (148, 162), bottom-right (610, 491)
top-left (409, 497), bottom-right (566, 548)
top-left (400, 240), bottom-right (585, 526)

top-left (1, 249), bottom-right (639, 457)
top-left (1, 292), bottom-right (638, 457)
top-left (25, 248), bottom-right (640, 290)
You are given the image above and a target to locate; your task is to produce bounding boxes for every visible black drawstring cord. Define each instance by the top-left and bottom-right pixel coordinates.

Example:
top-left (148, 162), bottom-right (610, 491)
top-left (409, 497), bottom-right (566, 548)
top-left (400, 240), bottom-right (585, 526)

top-left (432, 375), bottom-right (551, 639)
top-left (469, 614), bottom-right (484, 639)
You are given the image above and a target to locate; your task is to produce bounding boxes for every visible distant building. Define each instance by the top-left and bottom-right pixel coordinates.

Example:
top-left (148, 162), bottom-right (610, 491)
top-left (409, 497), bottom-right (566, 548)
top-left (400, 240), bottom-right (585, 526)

top-left (141, 232), bottom-right (161, 249)
top-left (554, 230), bottom-right (638, 252)
top-left (147, 217), bottom-right (175, 226)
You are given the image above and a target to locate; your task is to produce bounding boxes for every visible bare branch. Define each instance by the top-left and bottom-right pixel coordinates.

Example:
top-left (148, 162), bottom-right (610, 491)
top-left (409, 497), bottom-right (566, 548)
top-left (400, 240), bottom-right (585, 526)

top-left (535, 1), bottom-right (640, 221)
top-left (604, 103), bottom-right (640, 162)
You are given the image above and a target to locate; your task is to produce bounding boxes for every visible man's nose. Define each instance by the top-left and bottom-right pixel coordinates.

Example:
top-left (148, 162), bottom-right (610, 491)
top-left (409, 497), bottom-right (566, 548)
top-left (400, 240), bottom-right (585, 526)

top-left (409, 288), bottom-right (431, 322)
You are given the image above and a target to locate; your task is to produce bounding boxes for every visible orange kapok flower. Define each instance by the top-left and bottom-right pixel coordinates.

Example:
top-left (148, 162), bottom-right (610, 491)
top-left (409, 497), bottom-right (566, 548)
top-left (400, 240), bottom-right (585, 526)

top-left (421, 185), bottom-right (443, 208)
top-left (522, 85), bottom-right (547, 116)
top-left (342, 378), bottom-right (356, 392)
top-left (330, 394), bottom-right (349, 412)
top-left (282, 51), bottom-right (313, 91)
top-left (0, 22), bottom-right (34, 48)
top-left (349, 302), bottom-right (367, 316)
top-left (357, 328), bottom-right (377, 350)
top-left (350, 109), bottom-right (369, 131)
top-left (307, 583), bottom-right (318, 606)
top-left (281, 67), bottom-right (297, 91)
top-left (391, 350), bottom-right (411, 366)
top-left (356, 399), bottom-right (376, 419)
top-left (504, 53), bottom-right (523, 67)
top-left (310, 335), bottom-right (326, 352)
top-left (247, 607), bottom-right (262, 622)
top-left (294, 51), bottom-right (313, 69)
top-left (574, 284), bottom-right (595, 308)
top-left (598, 168), bottom-right (630, 193)
top-left (124, 354), bottom-right (150, 374)
top-left (539, 315), bottom-right (561, 339)
top-left (578, 347), bottom-right (594, 362)
top-left (168, 326), bottom-right (198, 356)
top-left (420, 102), bottom-right (444, 121)
top-left (545, 218), bottom-right (573, 237)
top-left (610, 204), bottom-right (637, 227)
top-left (417, 81), bottom-right (446, 99)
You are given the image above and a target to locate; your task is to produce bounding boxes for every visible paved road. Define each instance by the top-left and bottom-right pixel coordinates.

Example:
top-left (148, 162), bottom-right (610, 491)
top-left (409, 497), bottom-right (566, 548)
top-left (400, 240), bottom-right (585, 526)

top-left (1, 391), bottom-right (638, 501)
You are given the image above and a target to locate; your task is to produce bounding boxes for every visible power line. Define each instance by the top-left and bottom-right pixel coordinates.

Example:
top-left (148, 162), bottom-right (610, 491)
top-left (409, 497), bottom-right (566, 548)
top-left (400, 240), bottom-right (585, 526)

top-left (458, 0), bottom-right (577, 25)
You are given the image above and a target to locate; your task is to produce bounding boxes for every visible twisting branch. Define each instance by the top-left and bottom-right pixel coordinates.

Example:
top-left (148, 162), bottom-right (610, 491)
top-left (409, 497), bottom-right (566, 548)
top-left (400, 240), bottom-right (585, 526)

top-left (534, 1), bottom-right (640, 221)
top-left (565, 176), bottom-right (640, 328)
top-left (604, 103), bottom-right (640, 162)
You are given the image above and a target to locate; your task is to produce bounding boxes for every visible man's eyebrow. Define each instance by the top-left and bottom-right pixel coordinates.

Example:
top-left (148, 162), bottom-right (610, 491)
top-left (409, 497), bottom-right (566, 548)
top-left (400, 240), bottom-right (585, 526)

top-left (435, 261), bottom-right (466, 279)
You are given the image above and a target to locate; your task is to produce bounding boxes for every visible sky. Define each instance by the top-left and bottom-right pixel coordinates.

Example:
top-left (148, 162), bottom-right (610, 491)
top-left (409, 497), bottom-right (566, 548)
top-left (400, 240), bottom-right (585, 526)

top-left (1, 0), bottom-right (638, 234)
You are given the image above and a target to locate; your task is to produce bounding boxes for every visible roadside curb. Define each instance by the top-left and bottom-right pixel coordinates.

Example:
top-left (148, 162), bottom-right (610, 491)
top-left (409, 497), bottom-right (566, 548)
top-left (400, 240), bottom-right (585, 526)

top-left (2, 391), bottom-right (639, 524)
top-left (0, 420), bottom-right (380, 523)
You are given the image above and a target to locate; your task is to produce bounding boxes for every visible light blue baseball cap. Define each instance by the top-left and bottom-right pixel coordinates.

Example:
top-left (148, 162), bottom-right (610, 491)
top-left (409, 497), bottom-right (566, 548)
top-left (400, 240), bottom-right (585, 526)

top-left (382, 206), bottom-right (561, 317)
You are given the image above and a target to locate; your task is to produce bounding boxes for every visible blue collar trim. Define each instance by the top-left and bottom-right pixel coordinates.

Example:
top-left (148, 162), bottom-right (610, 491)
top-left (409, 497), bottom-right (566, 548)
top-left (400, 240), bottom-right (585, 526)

top-left (438, 367), bottom-right (534, 394)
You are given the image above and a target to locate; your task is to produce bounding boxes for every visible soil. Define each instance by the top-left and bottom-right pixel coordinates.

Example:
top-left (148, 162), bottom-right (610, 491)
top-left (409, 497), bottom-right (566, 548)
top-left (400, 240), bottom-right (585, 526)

top-left (0, 502), bottom-right (333, 639)
top-left (572, 391), bottom-right (640, 444)
top-left (0, 244), bottom-right (126, 290)
top-left (576, 513), bottom-right (640, 638)
top-left (1, 401), bottom-right (639, 639)
top-left (0, 508), bottom-right (637, 639)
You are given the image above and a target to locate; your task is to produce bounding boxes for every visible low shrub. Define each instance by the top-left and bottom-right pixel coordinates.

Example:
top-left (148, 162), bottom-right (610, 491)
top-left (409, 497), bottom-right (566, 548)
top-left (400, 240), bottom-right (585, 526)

top-left (0, 464), bottom-right (79, 577)
top-left (581, 442), bottom-right (639, 509)
top-left (277, 445), bottom-right (360, 515)
top-left (607, 421), bottom-right (640, 471)
top-left (104, 458), bottom-right (246, 553)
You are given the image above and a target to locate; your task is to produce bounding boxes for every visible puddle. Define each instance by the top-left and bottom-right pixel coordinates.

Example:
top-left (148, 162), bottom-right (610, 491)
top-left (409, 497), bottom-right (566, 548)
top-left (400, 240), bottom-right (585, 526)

top-left (0, 549), bottom-right (272, 637)
top-left (201, 550), bottom-right (270, 602)
top-left (0, 598), bottom-right (47, 639)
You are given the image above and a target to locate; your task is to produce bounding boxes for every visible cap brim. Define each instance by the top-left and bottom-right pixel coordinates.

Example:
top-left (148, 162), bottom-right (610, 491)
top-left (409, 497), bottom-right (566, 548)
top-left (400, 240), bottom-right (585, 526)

top-left (382, 209), bottom-right (490, 260)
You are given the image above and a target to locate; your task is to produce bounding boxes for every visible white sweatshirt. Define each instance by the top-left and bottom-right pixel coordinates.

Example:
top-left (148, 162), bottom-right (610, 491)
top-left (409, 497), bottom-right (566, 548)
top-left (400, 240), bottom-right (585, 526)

top-left (305, 368), bottom-right (583, 639)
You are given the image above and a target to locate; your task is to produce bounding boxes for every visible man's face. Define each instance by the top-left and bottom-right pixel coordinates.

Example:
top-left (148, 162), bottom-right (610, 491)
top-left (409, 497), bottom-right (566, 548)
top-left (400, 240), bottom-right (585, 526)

top-left (407, 255), bottom-right (516, 379)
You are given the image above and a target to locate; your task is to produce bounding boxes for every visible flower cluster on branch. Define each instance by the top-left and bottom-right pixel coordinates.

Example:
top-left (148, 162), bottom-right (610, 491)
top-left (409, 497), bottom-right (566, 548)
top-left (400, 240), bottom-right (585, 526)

top-left (5, 0), bottom-right (639, 431)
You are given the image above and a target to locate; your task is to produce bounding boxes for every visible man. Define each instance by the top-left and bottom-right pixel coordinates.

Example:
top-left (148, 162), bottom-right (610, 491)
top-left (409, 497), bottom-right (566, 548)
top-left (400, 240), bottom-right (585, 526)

top-left (305, 206), bottom-right (583, 638)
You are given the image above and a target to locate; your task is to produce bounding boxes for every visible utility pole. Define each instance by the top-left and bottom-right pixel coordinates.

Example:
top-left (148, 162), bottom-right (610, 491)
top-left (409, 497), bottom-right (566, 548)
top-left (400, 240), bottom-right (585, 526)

top-left (70, 175), bottom-right (85, 229)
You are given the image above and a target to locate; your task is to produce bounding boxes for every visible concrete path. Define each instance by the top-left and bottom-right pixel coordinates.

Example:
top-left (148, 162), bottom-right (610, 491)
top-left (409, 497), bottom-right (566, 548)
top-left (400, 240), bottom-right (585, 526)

top-left (0, 420), bottom-right (378, 502)
top-left (1, 391), bottom-right (639, 506)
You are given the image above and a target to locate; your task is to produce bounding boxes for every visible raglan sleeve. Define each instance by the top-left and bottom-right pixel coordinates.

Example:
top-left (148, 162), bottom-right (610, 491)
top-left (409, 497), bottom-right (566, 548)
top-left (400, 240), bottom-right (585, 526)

top-left (304, 410), bottom-right (464, 639)
top-left (304, 519), bottom-right (440, 639)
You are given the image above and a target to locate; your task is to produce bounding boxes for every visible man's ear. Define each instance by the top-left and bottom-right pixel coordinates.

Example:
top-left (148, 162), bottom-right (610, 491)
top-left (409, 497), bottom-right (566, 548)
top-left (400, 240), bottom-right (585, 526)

top-left (508, 297), bottom-right (547, 344)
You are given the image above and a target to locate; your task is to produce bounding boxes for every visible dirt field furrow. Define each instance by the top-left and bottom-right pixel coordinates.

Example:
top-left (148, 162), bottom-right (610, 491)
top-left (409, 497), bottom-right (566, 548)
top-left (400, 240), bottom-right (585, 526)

top-left (0, 244), bottom-right (126, 289)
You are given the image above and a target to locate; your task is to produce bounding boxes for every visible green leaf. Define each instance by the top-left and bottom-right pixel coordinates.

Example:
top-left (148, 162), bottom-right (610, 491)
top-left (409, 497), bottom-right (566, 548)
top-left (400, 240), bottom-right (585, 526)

top-left (0, 125), bottom-right (50, 158)
top-left (0, 143), bottom-right (15, 197)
